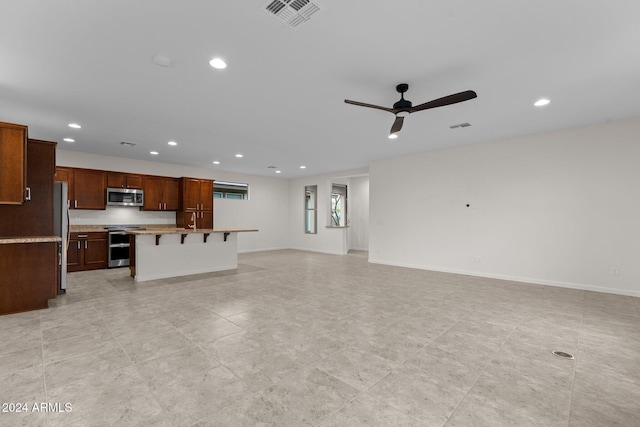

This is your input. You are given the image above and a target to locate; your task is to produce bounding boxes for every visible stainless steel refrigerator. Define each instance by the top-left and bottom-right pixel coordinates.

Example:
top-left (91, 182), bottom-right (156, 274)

top-left (53, 182), bottom-right (69, 293)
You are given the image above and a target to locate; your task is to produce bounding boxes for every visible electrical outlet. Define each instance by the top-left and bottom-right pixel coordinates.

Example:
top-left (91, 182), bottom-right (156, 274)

top-left (471, 256), bottom-right (481, 263)
top-left (612, 268), bottom-right (620, 277)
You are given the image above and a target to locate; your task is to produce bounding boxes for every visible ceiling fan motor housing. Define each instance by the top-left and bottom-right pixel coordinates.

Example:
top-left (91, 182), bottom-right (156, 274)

top-left (394, 83), bottom-right (412, 112)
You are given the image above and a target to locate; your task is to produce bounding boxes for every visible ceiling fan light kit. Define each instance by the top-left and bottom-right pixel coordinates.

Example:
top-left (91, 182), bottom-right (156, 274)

top-left (345, 83), bottom-right (477, 136)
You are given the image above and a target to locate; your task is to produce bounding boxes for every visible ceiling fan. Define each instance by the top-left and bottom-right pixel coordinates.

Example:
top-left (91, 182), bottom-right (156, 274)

top-left (345, 83), bottom-right (477, 136)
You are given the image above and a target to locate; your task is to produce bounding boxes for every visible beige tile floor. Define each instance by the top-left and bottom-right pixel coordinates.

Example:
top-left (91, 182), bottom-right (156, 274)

top-left (1, 249), bottom-right (639, 426)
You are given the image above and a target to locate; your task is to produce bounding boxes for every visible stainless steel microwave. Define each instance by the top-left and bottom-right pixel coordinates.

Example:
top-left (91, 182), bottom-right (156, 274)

top-left (106, 187), bottom-right (144, 207)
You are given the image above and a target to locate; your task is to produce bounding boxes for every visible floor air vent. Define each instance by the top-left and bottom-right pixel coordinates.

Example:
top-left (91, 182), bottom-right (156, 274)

top-left (263, 0), bottom-right (321, 28)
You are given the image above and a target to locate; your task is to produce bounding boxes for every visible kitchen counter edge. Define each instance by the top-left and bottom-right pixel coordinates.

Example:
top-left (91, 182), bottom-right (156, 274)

top-left (0, 236), bottom-right (62, 245)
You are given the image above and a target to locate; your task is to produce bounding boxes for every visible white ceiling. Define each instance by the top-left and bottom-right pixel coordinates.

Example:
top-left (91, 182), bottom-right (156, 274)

top-left (2, 0), bottom-right (640, 178)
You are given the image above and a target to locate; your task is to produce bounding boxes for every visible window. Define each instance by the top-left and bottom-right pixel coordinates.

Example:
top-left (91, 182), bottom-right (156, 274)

top-left (214, 181), bottom-right (249, 200)
top-left (331, 184), bottom-right (347, 227)
top-left (305, 185), bottom-right (317, 234)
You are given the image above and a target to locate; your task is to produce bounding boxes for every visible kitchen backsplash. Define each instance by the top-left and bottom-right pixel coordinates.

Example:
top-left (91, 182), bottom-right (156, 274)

top-left (69, 206), bottom-right (176, 226)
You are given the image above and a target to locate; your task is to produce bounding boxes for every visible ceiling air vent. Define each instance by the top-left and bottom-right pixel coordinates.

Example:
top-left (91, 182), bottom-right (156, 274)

top-left (263, 0), bottom-right (322, 28)
top-left (449, 122), bottom-right (471, 129)
top-left (120, 141), bottom-right (136, 147)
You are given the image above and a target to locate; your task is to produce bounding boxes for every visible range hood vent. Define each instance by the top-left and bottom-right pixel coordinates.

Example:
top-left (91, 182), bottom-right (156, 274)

top-left (263, 0), bottom-right (321, 28)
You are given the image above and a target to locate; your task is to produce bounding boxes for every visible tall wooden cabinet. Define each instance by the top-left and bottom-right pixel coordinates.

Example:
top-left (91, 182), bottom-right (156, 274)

top-left (0, 139), bottom-right (56, 236)
top-left (0, 135), bottom-right (58, 315)
top-left (0, 121), bottom-right (28, 205)
top-left (176, 178), bottom-right (214, 229)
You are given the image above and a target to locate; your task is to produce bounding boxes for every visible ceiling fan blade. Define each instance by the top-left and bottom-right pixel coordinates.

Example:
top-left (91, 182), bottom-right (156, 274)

top-left (390, 116), bottom-right (404, 135)
top-left (345, 99), bottom-right (395, 114)
top-left (409, 90), bottom-right (477, 113)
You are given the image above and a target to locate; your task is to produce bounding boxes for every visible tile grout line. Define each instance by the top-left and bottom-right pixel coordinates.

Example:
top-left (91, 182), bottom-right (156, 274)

top-left (100, 316), bottom-right (178, 427)
top-left (314, 307), bottom-right (475, 426)
top-left (566, 310), bottom-right (585, 427)
top-left (441, 308), bottom-right (529, 426)
top-left (39, 312), bottom-right (49, 427)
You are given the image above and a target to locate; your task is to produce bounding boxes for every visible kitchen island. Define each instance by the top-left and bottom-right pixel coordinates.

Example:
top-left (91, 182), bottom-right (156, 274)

top-left (126, 228), bottom-right (257, 282)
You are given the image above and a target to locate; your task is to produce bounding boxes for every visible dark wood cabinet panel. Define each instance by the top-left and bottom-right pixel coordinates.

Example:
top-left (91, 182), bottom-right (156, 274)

top-left (0, 121), bottom-right (28, 205)
top-left (200, 180), bottom-right (213, 211)
top-left (67, 235), bottom-right (81, 270)
top-left (176, 178), bottom-right (214, 229)
top-left (107, 172), bottom-right (142, 189)
top-left (182, 178), bottom-right (201, 211)
top-left (142, 176), bottom-right (178, 211)
top-left (0, 242), bottom-right (58, 315)
top-left (67, 232), bottom-right (108, 272)
top-left (73, 169), bottom-right (106, 209)
top-left (54, 166), bottom-right (74, 203)
top-left (164, 178), bottom-right (179, 210)
top-left (56, 167), bottom-right (106, 210)
top-left (0, 139), bottom-right (56, 236)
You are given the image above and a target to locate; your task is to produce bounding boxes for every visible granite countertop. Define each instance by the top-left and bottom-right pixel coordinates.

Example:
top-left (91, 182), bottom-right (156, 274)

top-left (0, 236), bottom-right (62, 245)
top-left (70, 224), bottom-right (178, 233)
top-left (126, 228), bottom-right (258, 235)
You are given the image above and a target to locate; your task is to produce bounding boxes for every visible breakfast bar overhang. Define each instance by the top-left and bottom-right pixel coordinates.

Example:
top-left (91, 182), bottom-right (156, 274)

top-left (127, 228), bottom-right (258, 282)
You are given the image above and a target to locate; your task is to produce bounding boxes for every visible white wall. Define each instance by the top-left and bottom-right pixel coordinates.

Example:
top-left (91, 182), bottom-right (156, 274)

top-left (369, 116), bottom-right (640, 297)
top-left (347, 175), bottom-right (369, 251)
top-left (57, 150), bottom-right (290, 253)
top-left (288, 168), bottom-right (368, 255)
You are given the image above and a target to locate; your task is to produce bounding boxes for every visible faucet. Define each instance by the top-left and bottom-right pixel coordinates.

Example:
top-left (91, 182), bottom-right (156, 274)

top-left (188, 211), bottom-right (197, 230)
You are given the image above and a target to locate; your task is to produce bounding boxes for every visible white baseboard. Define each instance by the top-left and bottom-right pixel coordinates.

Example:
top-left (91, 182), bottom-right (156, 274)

top-left (288, 246), bottom-right (348, 256)
top-left (367, 258), bottom-right (640, 298)
top-left (238, 246), bottom-right (290, 254)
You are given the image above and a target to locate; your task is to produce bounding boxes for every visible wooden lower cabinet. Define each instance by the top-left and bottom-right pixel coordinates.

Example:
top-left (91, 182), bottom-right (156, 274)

top-left (68, 232), bottom-right (108, 272)
top-left (0, 242), bottom-right (57, 315)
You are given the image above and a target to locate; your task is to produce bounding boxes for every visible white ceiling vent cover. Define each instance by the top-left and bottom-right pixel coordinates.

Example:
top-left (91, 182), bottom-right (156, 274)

top-left (263, 0), bottom-right (322, 28)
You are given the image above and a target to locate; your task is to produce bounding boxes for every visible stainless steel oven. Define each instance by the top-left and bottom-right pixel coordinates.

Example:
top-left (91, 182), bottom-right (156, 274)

top-left (106, 225), bottom-right (145, 268)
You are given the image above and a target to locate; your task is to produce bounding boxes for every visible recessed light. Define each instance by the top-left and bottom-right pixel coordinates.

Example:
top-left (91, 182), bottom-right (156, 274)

top-left (388, 134), bottom-right (398, 139)
top-left (212, 161), bottom-right (220, 165)
top-left (299, 165), bottom-right (306, 169)
top-left (68, 123), bottom-right (81, 129)
top-left (209, 58), bottom-right (227, 69)
top-left (534, 98), bottom-right (550, 107)
top-left (168, 141), bottom-right (177, 146)
top-left (275, 170), bottom-right (282, 174)
top-left (150, 151), bottom-right (159, 155)
top-left (235, 154), bottom-right (243, 158)
top-left (63, 138), bottom-right (75, 143)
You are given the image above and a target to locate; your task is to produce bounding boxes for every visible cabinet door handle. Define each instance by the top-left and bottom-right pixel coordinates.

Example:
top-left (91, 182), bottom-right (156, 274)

top-left (77, 234), bottom-right (88, 238)
top-left (164, 203), bottom-right (167, 210)
top-left (74, 200), bottom-right (78, 208)
top-left (85, 241), bottom-right (88, 249)
top-left (25, 187), bottom-right (31, 201)
top-left (159, 203), bottom-right (161, 210)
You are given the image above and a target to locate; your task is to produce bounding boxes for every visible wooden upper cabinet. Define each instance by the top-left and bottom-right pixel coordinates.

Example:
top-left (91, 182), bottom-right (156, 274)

top-left (200, 180), bottom-right (213, 211)
top-left (56, 167), bottom-right (106, 209)
top-left (0, 122), bottom-right (28, 205)
top-left (54, 166), bottom-right (74, 203)
top-left (72, 169), bottom-right (106, 210)
top-left (142, 176), bottom-right (178, 211)
top-left (164, 178), bottom-right (179, 211)
top-left (107, 172), bottom-right (142, 189)
top-left (182, 178), bottom-right (201, 211)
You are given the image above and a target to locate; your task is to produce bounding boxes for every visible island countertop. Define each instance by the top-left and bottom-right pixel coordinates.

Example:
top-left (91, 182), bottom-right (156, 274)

top-left (126, 227), bottom-right (258, 235)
